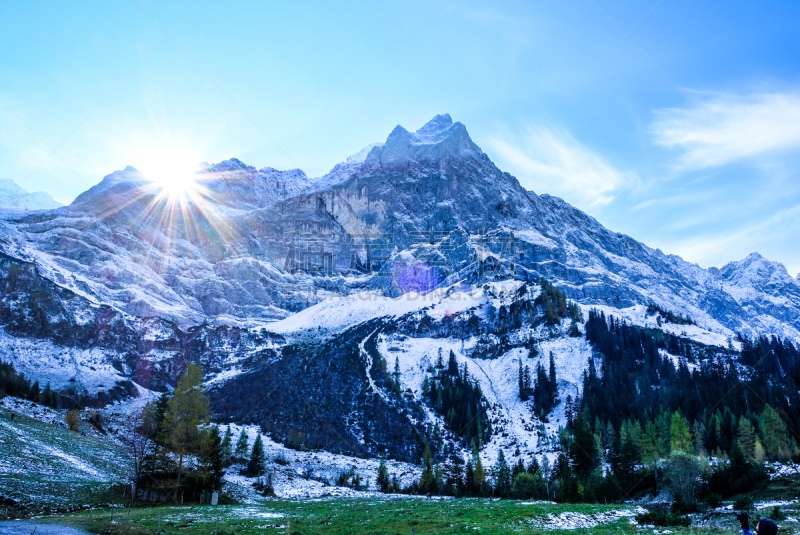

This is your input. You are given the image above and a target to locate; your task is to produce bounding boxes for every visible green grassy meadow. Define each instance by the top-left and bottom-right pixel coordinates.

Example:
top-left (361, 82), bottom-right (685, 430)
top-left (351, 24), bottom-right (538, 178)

top-left (36, 500), bottom-right (644, 535)
top-left (28, 498), bottom-right (799, 535)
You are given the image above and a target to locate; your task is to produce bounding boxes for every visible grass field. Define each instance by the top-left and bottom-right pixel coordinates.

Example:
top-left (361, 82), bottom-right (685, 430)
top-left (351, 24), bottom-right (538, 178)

top-left (24, 498), bottom-right (797, 535)
top-left (34, 499), bottom-right (644, 535)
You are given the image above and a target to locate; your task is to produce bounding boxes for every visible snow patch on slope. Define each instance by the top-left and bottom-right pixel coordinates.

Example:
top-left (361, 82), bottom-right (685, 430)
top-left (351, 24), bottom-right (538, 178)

top-left (0, 330), bottom-right (127, 394)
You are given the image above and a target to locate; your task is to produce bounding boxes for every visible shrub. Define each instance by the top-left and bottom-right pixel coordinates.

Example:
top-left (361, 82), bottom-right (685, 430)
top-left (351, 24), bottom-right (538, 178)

top-left (512, 472), bottom-right (547, 499)
top-left (666, 452), bottom-right (704, 510)
top-left (733, 494), bottom-right (754, 510)
top-left (65, 408), bottom-right (81, 431)
top-left (770, 506), bottom-right (785, 521)
top-left (671, 494), bottom-right (700, 514)
top-left (87, 411), bottom-right (105, 434)
top-left (253, 472), bottom-right (275, 497)
top-left (635, 510), bottom-right (691, 527)
top-left (706, 445), bottom-right (768, 498)
top-left (705, 492), bottom-right (723, 509)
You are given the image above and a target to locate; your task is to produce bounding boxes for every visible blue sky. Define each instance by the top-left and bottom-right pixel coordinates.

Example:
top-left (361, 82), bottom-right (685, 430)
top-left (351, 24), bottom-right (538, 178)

top-left (1, 0), bottom-right (799, 277)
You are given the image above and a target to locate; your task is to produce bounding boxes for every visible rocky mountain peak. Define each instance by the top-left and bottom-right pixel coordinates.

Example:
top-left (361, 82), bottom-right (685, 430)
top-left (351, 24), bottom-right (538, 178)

top-left (202, 157), bottom-right (254, 173)
top-left (363, 114), bottom-right (483, 172)
top-left (412, 113), bottom-right (462, 144)
top-left (719, 252), bottom-right (796, 290)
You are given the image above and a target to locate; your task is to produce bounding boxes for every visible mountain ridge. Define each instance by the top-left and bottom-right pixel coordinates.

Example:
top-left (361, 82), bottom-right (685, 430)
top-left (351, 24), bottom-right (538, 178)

top-left (0, 179), bottom-right (64, 212)
top-left (0, 114), bottom-right (797, 343)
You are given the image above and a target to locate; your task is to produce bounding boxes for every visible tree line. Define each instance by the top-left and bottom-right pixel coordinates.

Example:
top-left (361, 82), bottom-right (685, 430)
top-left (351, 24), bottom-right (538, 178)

top-left (0, 360), bottom-right (57, 408)
top-left (519, 351), bottom-right (558, 417)
top-left (421, 349), bottom-right (492, 450)
top-left (581, 309), bottom-right (799, 460)
top-left (1, 358), bottom-right (136, 410)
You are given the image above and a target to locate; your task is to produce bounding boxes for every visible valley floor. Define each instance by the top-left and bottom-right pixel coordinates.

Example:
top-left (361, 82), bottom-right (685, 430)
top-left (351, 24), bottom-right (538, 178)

top-left (2, 400), bottom-right (799, 534)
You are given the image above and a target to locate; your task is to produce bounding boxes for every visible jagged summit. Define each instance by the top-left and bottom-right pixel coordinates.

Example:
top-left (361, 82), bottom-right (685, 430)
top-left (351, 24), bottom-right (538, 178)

top-left (719, 252), bottom-right (798, 292)
top-left (203, 157), bottom-right (254, 173)
top-left (412, 113), bottom-right (463, 144)
top-left (367, 113), bottom-right (481, 166)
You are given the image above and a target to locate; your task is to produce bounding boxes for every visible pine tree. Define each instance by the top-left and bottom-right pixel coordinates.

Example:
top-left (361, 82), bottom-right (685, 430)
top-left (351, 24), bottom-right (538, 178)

top-left (571, 408), bottom-right (598, 479)
top-left (511, 457), bottom-right (526, 480)
top-left (198, 426), bottom-right (226, 490)
top-left (465, 458), bottom-right (476, 496)
top-left (656, 411), bottom-right (672, 457)
top-left (760, 404), bottom-right (791, 461)
top-left (436, 348), bottom-right (444, 369)
top-left (523, 365), bottom-right (531, 392)
top-left (527, 457), bottom-right (540, 475)
top-left (418, 446), bottom-right (436, 494)
top-left (548, 352), bottom-right (558, 402)
top-left (28, 381), bottom-right (40, 403)
top-left (221, 425), bottom-right (233, 465)
top-left (736, 416), bottom-right (757, 460)
top-left (565, 395), bottom-right (575, 428)
top-left (152, 393), bottom-right (170, 448)
top-left (160, 363), bottom-right (209, 497)
top-left (234, 430), bottom-right (249, 459)
top-left (610, 424), bottom-right (641, 492)
top-left (447, 350), bottom-right (459, 376)
top-left (41, 382), bottom-right (55, 408)
top-left (533, 363), bottom-right (552, 414)
top-left (377, 454), bottom-right (390, 493)
top-left (670, 412), bottom-right (692, 453)
top-left (246, 435), bottom-right (266, 477)
top-left (693, 420), bottom-right (706, 455)
top-left (393, 357), bottom-right (401, 383)
top-left (518, 359), bottom-right (529, 401)
top-left (446, 453), bottom-right (465, 496)
top-left (473, 455), bottom-right (488, 497)
top-left (494, 450), bottom-right (511, 497)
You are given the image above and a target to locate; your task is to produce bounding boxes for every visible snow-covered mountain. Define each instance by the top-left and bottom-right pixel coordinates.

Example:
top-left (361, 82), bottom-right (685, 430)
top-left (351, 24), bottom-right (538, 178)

top-left (1, 114), bottom-right (799, 460)
top-left (2, 114), bottom-right (797, 339)
top-left (0, 179), bottom-right (63, 212)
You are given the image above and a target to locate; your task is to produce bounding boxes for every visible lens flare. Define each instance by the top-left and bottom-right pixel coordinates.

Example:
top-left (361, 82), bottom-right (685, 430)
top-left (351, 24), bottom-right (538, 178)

top-left (137, 148), bottom-right (202, 201)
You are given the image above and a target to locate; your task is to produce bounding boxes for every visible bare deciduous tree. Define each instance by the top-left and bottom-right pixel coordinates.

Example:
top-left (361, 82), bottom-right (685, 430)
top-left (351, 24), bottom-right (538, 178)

top-left (124, 404), bottom-right (158, 499)
top-left (666, 451), bottom-right (705, 507)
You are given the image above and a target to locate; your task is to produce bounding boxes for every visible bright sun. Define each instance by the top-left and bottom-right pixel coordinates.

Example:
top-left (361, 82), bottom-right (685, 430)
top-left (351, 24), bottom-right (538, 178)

top-left (137, 148), bottom-right (202, 200)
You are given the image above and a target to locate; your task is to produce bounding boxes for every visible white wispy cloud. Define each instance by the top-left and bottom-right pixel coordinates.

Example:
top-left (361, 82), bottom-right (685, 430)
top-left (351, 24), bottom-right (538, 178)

top-left (652, 91), bottom-right (800, 170)
top-left (490, 127), bottom-right (636, 206)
